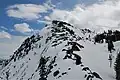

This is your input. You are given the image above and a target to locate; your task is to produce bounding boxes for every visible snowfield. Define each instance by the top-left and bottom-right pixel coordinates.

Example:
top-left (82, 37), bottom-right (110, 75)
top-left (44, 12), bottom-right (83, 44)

top-left (0, 20), bottom-right (118, 80)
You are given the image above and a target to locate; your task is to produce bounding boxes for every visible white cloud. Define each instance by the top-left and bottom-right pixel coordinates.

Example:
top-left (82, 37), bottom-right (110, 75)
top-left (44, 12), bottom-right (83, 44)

top-left (48, 9), bottom-right (70, 21)
top-left (14, 23), bottom-right (32, 33)
top-left (47, 0), bottom-right (120, 32)
top-left (0, 26), bottom-right (8, 30)
top-left (43, 0), bottom-right (56, 10)
top-left (7, 4), bottom-right (48, 20)
top-left (44, 16), bottom-right (51, 21)
top-left (37, 20), bottom-right (50, 24)
top-left (6, 0), bottom-right (56, 20)
top-left (0, 31), bottom-right (11, 39)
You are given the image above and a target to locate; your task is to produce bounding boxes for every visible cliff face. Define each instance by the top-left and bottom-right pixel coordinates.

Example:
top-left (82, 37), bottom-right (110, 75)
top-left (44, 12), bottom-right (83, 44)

top-left (0, 20), bottom-right (117, 80)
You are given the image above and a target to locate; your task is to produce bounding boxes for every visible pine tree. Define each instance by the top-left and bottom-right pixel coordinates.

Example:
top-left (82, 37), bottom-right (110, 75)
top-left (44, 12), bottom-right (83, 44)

top-left (114, 52), bottom-right (120, 80)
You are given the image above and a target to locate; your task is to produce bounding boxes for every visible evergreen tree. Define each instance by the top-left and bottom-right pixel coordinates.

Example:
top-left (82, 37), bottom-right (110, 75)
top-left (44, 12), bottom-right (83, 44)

top-left (114, 52), bottom-right (120, 80)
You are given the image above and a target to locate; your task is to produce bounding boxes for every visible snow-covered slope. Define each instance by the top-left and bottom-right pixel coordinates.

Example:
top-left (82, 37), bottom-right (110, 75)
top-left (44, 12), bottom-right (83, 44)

top-left (0, 20), bottom-right (118, 80)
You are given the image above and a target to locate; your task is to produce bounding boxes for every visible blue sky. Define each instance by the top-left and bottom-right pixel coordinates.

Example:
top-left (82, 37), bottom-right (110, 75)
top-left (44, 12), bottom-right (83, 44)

top-left (0, 0), bottom-right (100, 36)
top-left (0, 0), bottom-right (102, 58)
top-left (0, 0), bottom-right (46, 36)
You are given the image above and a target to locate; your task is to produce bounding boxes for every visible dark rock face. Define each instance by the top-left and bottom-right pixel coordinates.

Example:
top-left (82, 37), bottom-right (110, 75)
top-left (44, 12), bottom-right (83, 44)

top-left (53, 70), bottom-right (60, 77)
top-left (94, 30), bottom-right (120, 44)
top-left (36, 56), bottom-right (57, 80)
top-left (115, 52), bottom-right (120, 80)
top-left (9, 35), bottom-right (43, 64)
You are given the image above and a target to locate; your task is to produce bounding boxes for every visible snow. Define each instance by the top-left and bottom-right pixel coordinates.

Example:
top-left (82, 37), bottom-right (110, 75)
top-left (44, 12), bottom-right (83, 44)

top-left (0, 21), bottom-right (119, 80)
top-left (78, 41), bottom-right (116, 80)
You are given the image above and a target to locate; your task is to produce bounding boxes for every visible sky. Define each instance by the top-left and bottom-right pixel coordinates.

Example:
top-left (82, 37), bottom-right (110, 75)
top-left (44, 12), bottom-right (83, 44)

top-left (1, 0), bottom-right (120, 58)
top-left (0, 0), bottom-right (101, 37)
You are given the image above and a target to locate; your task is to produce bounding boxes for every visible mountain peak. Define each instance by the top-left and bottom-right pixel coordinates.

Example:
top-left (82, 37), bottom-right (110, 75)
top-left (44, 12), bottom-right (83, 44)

top-left (0, 20), bottom-right (115, 80)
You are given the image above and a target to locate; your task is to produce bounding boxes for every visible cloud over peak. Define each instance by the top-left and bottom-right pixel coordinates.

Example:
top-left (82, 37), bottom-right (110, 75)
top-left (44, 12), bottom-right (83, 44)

top-left (14, 23), bottom-right (32, 33)
top-left (45, 0), bottom-right (120, 32)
